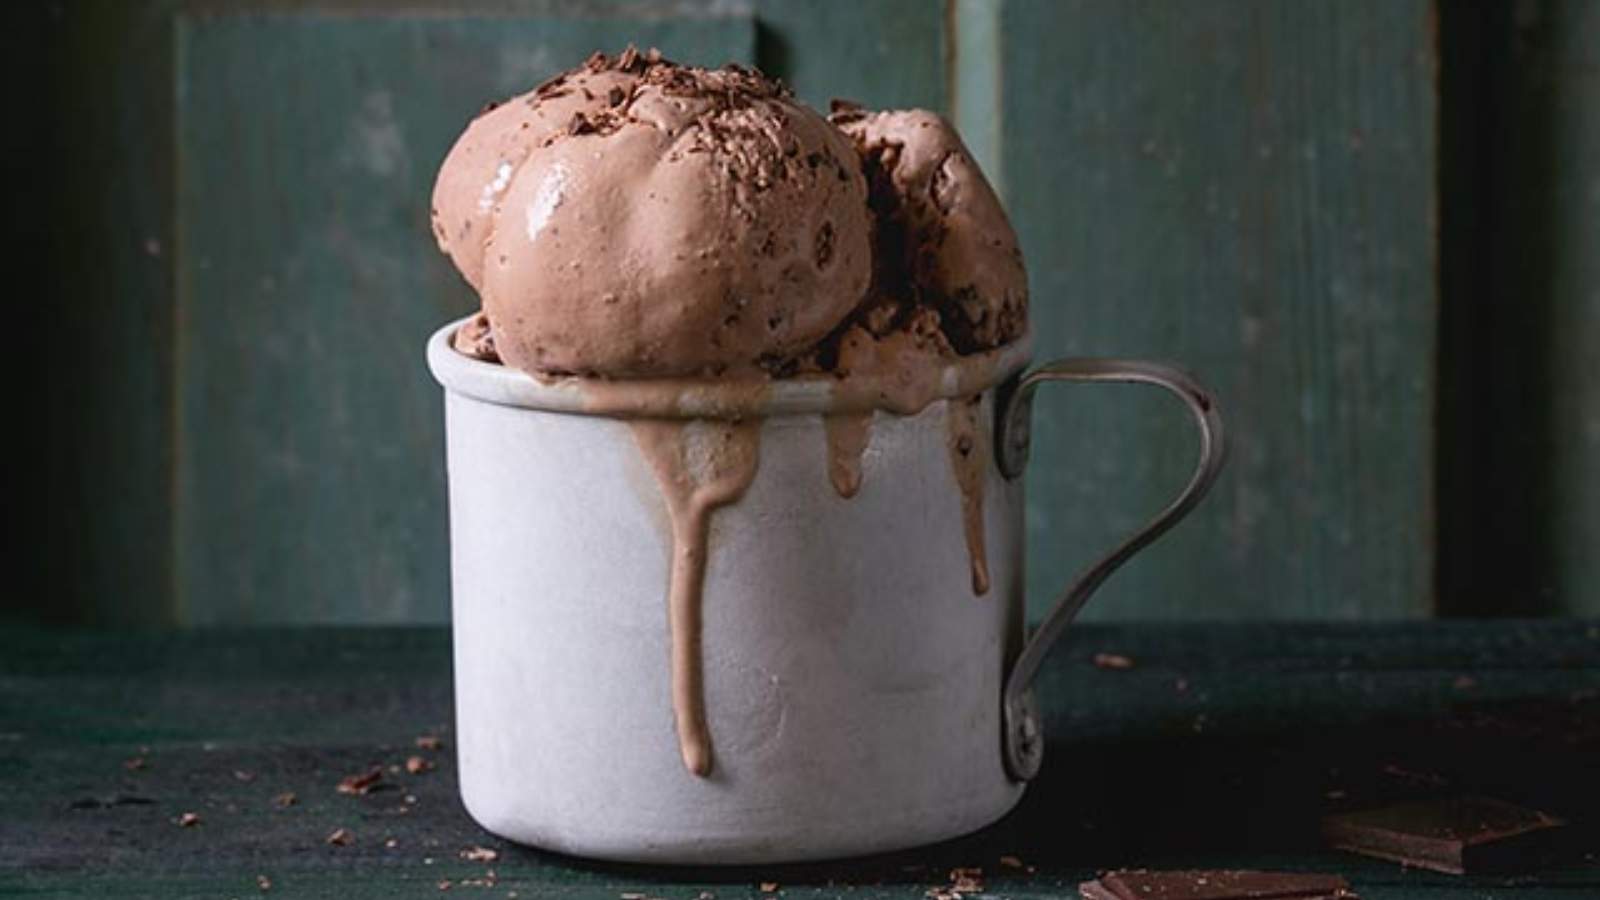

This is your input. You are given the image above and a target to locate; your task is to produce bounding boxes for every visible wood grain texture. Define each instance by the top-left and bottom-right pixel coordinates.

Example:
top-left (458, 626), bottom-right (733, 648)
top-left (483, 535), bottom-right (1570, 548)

top-left (754, 0), bottom-right (946, 113)
top-left (2, 623), bottom-right (1596, 895)
top-left (46, 1), bottom-right (1599, 627)
top-left (40, 0), bottom-right (953, 627)
top-left (39, 2), bottom-right (181, 626)
top-left (1001, 0), bottom-right (1439, 620)
top-left (173, 14), bottom-right (753, 624)
top-left (1443, 0), bottom-right (1599, 617)
top-left (950, 0), bottom-right (1004, 182)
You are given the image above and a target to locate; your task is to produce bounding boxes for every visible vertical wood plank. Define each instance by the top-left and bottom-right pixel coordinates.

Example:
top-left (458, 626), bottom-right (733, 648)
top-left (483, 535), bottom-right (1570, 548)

top-left (754, 0), bottom-right (946, 113)
top-left (174, 14), bottom-right (753, 624)
top-left (1001, 0), bottom-right (1439, 619)
top-left (42, 0), bottom-right (181, 626)
top-left (950, 0), bottom-right (1005, 184)
top-left (1448, 0), bottom-right (1599, 616)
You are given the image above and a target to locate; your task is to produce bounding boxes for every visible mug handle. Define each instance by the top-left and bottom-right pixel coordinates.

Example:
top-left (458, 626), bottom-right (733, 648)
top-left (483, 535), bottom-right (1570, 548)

top-left (994, 358), bottom-right (1227, 781)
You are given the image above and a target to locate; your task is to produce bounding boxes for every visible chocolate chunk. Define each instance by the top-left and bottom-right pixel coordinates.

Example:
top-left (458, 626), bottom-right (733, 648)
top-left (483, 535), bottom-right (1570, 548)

top-left (814, 221), bottom-right (835, 268)
top-left (1079, 870), bottom-right (1354, 900)
top-left (533, 71), bottom-right (568, 97)
top-left (828, 98), bottom-right (868, 125)
top-left (1321, 795), bottom-right (1565, 875)
top-left (336, 766), bottom-right (384, 795)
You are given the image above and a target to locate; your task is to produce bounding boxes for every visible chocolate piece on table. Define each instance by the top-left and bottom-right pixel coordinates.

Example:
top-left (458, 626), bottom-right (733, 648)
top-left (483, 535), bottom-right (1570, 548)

top-left (1321, 795), bottom-right (1565, 875)
top-left (1078, 870), bottom-right (1355, 900)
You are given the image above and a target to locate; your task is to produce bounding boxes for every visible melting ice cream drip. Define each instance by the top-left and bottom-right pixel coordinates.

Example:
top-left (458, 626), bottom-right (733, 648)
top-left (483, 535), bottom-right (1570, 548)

top-left (824, 411), bottom-right (873, 499)
top-left (946, 394), bottom-right (990, 596)
top-left (628, 416), bottom-right (762, 777)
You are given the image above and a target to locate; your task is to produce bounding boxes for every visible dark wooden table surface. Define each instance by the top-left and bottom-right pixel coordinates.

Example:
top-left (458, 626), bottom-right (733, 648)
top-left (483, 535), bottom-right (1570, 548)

top-left (2, 622), bottom-right (1597, 899)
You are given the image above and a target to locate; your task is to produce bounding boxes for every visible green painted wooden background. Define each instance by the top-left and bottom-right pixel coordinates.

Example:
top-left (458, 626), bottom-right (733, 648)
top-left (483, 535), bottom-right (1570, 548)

top-left (30, 0), bottom-right (1600, 625)
top-left (1438, 0), bottom-right (1600, 617)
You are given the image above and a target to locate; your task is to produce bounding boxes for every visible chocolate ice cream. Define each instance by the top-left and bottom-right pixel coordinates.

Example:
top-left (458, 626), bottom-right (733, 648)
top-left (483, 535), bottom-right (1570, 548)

top-left (829, 102), bottom-right (1027, 354)
top-left (434, 50), bottom-right (1027, 381)
top-left (433, 48), bottom-right (871, 378)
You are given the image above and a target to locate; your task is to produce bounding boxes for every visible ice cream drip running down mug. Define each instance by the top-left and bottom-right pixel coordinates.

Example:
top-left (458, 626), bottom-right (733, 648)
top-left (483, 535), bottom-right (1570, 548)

top-left (425, 47), bottom-right (1226, 863)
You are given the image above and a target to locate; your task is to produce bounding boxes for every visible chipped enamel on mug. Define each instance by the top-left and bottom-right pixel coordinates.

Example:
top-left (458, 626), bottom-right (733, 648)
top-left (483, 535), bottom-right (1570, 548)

top-left (427, 316), bottom-right (1225, 864)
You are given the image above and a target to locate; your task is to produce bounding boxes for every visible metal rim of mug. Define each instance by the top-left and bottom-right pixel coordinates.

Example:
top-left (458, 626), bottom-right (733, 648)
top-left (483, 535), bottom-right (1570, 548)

top-left (426, 316), bottom-right (1035, 418)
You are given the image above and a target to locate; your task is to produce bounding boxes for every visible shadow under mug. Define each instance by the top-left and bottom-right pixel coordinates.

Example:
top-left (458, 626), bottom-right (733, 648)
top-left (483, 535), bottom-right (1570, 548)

top-left (427, 318), bottom-right (1225, 864)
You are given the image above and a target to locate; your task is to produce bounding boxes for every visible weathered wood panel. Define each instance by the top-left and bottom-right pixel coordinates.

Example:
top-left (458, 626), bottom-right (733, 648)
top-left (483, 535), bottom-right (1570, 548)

top-left (40, 1), bottom-right (181, 626)
top-left (1441, 0), bottom-right (1599, 617)
top-left (50, 1), bottom-right (1600, 626)
top-left (173, 14), bottom-right (753, 624)
top-left (40, 0), bottom-right (956, 627)
top-left (1002, 0), bottom-right (1439, 620)
top-left (754, 0), bottom-right (946, 113)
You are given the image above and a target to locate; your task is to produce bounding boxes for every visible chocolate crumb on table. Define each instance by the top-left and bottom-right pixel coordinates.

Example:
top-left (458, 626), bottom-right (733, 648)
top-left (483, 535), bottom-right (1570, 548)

top-left (415, 734), bottom-right (446, 751)
top-left (1321, 795), bottom-right (1566, 875)
top-left (406, 755), bottom-right (435, 774)
top-left (336, 766), bottom-right (384, 795)
top-left (925, 867), bottom-right (985, 899)
top-left (326, 827), bottom-right (353, 846)
top-left (1093, 652), bottom-right (1136, 670)
top-left (1078, 870), bottom-right (1355, 900)
top-left (949, 867), bottom-right (984, 893)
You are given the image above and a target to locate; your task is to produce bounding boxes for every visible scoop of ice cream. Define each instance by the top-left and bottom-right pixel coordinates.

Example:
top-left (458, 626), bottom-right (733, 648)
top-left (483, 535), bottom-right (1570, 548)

top-left (432, 48), bottom-right (872, 377)
top-left (829, 105), bottom-right (1027, 353)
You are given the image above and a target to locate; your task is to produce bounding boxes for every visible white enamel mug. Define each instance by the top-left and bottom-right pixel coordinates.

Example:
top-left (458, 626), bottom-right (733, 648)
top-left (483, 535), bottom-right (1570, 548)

top-left (427, 317), bottom-right (1224, 864)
